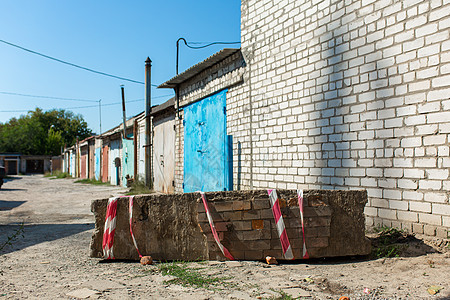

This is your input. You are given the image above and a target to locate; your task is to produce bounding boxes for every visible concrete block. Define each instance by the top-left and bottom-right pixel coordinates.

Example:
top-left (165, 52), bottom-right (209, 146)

top-left (90, 190), bottom-right (371, 260)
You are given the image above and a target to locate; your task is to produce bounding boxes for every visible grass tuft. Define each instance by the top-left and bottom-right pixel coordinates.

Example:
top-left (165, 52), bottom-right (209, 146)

top-left (371, 226), bottom-right (409, 258)
top-left (157, 261), bottom-right (230, 290)
top-left (269, 289), bottom-right (295, 300)
top-left (74, 178), bottom-right (109, 185)
top-left (45, 170), bottom-right (71, 179)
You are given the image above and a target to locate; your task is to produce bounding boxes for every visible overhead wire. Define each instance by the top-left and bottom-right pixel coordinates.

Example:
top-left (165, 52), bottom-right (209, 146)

top-left (0, 91), bottom-right (98, 103)
top-left (0, 91), bottom-right (172, 103)
top-left (184, 41), bottom-right (241, 49)
top-left (0, 94), bottom-right (174, 113)
top-left (0, 39), bottom-right (159, 86)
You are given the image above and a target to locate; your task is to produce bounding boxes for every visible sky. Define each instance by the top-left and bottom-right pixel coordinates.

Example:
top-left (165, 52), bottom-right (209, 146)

top-left (0, 1), bottom-right (241, 134)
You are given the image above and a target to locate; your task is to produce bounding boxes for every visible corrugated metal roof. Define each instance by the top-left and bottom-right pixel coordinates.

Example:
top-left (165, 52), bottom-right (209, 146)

top-left (158, 48), bottom-right (241, 89)
top-left (151, 97), bottom-right (175, 115)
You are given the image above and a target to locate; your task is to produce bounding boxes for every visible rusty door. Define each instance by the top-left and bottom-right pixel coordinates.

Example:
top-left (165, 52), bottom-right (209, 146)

top-left (80, 149), bottom-right (87, 179)
top-left (102, 145), bottom-right (109, 183)
top-left (89, 143), bottom-right (95, 179)
top-left (153, 115), bottom-right (175, 193)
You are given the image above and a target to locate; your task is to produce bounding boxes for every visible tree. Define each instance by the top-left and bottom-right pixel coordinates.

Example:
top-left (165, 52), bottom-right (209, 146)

top-left (0, 108), bottom-right (92, 156)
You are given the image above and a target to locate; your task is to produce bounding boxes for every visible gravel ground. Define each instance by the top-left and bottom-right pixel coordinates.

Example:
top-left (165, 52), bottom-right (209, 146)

top-left (0, 175), bottom-right (449, 299)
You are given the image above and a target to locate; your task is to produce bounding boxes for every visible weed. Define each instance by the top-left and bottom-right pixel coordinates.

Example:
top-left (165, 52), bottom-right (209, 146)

top-left (157, 261), bottom-right (230, 290)
top-left (74, 178), bottom-right (109, 185)
top-left (269, 289), bottom-right (295, 300)
top-left (126, 179), bottom-right (153, 195)
top-left (374, 226), bottom-right (405, 244)
top-left (46, 170), bottom-right (71, 179)
top-left (371, 226), bottom-right (410, 258)
top-left (0, 222), bottom-right (25, 252)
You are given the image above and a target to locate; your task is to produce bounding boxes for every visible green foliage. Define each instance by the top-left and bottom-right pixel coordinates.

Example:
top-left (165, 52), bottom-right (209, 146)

top-left (371, 226), bottom-right (408, 258)
top-left (0, 108), bottom-right (92, 155)
top-left (45, 170), bottom-right (71, 179)
top-left (269, 289), bottom-right (296, 300)
top-left (74, 178), bottom-right (109, 185)
top-left (157, 261), bottom-right (230, 290)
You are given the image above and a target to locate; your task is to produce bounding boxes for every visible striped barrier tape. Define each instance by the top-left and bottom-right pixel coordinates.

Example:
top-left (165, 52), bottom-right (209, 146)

top-left (297, 190), bottom-right (309, 259)
top-left (267, 189), bottom-right (294, 260)
top-left (103, 196), bottom-right (142, 259)
top-left (102, 197), bottom-right (118, 259)
top-left (199, 192), bottom-right (234, 260)
top-left (128, 195), bottom-right (142, 258)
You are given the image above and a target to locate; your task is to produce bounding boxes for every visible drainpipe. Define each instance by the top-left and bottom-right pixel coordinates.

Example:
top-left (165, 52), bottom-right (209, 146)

top-left (176, 38), bottom-right (185, 121)
top-left (145, 57), bottom-right (153, 189)
top-left (176, 38), bottom-right (187, 76)
top-left (121, 86), bottom-right (133, 141)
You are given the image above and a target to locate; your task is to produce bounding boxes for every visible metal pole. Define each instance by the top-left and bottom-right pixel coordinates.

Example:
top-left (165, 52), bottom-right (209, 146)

top-left (121, 85), bottom-right (127, 139)
top-left (145, 57), bottom-right (153, 189)
top-left (98, 99), bottom-right (102, 134)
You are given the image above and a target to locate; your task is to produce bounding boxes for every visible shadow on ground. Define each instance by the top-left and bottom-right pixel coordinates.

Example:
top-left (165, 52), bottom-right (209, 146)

top-left (0, 188), bottom-right (28, 192)
top-left (0, 200), bottom-right (26, 211)
top-left (276, 230), bottom-right (444, 267)
top-left (0, 223), bottom-right (94, 255)
top-left (2, 176), bottom-right (23, 182)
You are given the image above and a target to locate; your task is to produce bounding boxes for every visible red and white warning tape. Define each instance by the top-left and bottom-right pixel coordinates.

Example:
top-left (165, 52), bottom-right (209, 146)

top-left (199, 192), bottom-right (234, 260)
top-left (267, 189), bottom-right (294, 260)
top-left (297, 190), bottom-right (309, 259)
top-left (103, 196), bottom-right (142, 260)
top-left (102, 197), bottom-right (118, 259)
top-left (128, 195), bottom-right (142, 258)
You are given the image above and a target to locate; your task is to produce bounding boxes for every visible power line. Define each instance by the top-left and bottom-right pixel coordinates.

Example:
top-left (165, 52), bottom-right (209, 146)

top-left (0, 94), bottom-right (174, 113)
top-left (184, 41), bottom-right (241, 49)
top-left (0, 91), bottom-right (172, 103)
top-left (0, 39), bottom-right (159, 86)
top-left (0, 91), bottom-right (98, 103)
top-left (176, 38), bottom-right (241, 74)
top-left (0, 99), bottom-right (142, 112)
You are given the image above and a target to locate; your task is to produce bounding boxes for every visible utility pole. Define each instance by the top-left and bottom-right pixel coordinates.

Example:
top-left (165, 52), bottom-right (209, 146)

top-left (145, 57), bottom-right (153, 189)
top-left (98, 99), bottom-right (102, 134)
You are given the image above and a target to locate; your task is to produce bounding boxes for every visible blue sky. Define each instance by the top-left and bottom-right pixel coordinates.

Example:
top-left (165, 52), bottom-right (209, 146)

top-left (0, 1), bottom-right (241, 134)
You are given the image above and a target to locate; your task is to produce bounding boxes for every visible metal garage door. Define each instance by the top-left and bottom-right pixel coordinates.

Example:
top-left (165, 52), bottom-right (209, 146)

top-left (183, 89), bottom-right (232, 193)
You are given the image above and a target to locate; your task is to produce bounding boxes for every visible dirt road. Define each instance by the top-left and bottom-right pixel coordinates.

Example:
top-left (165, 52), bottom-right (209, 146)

top-left (0, 175), bottom-right (449, 299)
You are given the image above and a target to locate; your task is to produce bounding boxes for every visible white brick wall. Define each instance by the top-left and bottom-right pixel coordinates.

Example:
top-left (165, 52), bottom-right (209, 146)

top-left (170, 0), bottom-right (449, 238)
top-left (238, 0), bottom-right (450, 237)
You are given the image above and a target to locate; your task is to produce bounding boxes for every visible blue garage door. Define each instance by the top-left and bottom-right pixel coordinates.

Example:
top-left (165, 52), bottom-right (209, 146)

top-left (183, 89), bottom-right (232, 193)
